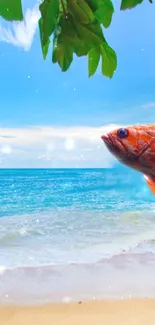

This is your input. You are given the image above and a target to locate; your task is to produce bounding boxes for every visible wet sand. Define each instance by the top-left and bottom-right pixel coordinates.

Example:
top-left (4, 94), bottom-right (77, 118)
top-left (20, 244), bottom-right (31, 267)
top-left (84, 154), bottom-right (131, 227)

top-left (1, 299), bottom-right (155, 325)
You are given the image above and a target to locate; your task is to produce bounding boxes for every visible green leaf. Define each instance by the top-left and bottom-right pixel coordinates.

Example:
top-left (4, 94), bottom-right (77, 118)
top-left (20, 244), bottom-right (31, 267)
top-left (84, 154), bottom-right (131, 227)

top-left (95, 0), bottom-right (114, 28)
top-left (39, 18), bottom-right (50, 59)
top-left (52, 37), bottom-right (73, 71)
top-left (68, 0), bottom-right (95, 24)
top-left (74, 41), bottom-right (90, 56)
top-left (85, 0), bottom-right (101, 12)
top-left (148, 0), bottom-right (153, 3)
top-left (52, 31), bottom-right (58, 63)
top-left (52, 16), bottom-right (74, 71)
top-left (58, 14), bottom-right (91, 56)
top-left (55, 15), bottom-right (103, 59)
top-left (88, 47), bottom-right (100, 77)
top-left (101, 42), bottom-right (117, 78)
top-left (120, 0), bottom-right (143, 10)
top-left (73, 20), bottom-right (105, 48)
top-left (0, 0), bottom-right (23, 21)
top-left (39, 0), bottom-right (59, 45)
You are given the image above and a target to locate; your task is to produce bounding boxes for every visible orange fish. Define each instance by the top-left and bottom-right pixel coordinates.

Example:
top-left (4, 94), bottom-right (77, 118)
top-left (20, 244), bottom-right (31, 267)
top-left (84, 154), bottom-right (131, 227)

top-left (101, 125), bottom-right (155, 195)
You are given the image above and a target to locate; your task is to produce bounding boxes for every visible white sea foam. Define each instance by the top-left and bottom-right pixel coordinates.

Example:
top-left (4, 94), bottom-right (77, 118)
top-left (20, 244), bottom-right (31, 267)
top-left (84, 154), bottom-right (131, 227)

top-left (0, 209), bottom-right (155, 269)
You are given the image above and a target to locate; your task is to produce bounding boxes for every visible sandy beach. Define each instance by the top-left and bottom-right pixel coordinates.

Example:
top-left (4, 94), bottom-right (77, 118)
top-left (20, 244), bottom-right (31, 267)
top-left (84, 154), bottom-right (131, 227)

top-left (1, 299), bottom-right (155, 325)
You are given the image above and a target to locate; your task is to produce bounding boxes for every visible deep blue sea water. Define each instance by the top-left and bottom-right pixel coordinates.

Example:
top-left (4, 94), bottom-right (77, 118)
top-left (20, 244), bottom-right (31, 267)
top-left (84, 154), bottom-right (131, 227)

top-left (1, 168), bottom-right (155, 304)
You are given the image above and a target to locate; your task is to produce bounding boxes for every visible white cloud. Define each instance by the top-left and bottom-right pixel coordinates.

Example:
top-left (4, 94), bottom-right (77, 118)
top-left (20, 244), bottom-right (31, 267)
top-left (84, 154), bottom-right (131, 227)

top-left (141, 102), bottom-right (155, 109)
top-left (0, 124), bottom-right (119, 168)
top-left (0, 5), bottom-right (40, 51)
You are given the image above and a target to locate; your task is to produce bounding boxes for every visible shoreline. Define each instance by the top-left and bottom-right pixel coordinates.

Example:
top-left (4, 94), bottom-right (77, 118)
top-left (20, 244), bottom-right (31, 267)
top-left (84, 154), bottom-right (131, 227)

top-left (1, 299), bottom-right (155, 325)
top-left (1, 253), bottom-right (155, 305)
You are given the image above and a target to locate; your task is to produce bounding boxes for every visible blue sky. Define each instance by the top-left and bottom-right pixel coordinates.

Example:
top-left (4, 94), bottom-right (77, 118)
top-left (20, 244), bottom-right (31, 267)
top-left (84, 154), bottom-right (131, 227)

top-left (0, 0), bottom-right (154, 167)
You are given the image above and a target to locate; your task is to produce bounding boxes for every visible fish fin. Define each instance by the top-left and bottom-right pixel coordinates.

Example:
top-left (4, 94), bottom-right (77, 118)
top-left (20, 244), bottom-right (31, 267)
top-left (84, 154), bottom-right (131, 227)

top-left (144, 175), bottom-right (155, 195)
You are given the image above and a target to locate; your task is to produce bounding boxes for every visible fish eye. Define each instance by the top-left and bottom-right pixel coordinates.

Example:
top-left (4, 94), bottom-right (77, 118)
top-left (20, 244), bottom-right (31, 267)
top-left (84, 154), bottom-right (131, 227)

top-left (117, 128), bottom-right (129, 138)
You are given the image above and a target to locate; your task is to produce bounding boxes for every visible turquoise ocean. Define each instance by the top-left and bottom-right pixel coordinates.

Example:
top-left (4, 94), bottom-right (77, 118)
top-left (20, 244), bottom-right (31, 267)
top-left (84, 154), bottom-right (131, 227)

top-left (1, 168), bottom-right (155, 304)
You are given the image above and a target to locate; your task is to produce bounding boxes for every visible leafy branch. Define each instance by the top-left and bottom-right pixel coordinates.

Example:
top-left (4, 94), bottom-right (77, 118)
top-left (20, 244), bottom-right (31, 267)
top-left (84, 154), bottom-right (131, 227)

top-left (0, 0), bottom-right (152, 78)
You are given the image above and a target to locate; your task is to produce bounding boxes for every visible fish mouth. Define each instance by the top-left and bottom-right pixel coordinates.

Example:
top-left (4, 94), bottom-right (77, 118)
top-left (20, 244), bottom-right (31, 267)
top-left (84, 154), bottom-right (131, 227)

top-left (101, 134), bottom-right (117, 153)
top-left (101, 134), bottom-right (127, 158)
top-left (101, 134), bottom-right (151, 167)
top-left (101, 135), bottom-right (150, 156)
top-left (101, 134), bottom-right (113, 146)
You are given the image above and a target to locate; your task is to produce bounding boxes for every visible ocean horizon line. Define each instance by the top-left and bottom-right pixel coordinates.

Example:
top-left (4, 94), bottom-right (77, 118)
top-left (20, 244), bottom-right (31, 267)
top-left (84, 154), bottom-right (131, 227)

top-left (0, 167), bottom-right (115, 170)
